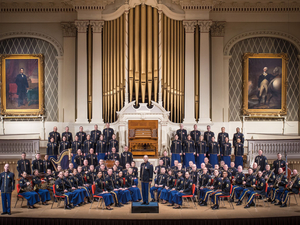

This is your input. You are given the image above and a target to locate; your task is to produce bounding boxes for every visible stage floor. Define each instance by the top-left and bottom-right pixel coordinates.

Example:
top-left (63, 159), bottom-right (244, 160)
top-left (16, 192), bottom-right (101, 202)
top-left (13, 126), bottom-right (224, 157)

top-left (1, 191), bottom-right (300, 220)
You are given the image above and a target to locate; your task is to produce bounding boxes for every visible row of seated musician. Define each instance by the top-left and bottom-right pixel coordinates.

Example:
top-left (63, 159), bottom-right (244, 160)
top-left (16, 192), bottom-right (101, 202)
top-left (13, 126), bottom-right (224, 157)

top-left (152, 161), bottom-right (300, 209)
top-left (18, 165), bottom-right (143, 210)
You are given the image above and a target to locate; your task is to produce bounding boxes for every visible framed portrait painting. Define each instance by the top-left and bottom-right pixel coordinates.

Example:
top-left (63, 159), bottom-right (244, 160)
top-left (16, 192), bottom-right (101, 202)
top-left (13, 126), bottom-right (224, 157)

top-left (242, 53), bottom-right (288, 116)
top-left (0, 54), bottom-right (45, 116)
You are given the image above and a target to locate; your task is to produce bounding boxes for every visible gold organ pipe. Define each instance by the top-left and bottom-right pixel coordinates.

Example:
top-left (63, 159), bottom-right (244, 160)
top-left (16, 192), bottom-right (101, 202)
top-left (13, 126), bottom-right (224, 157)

top-left (107, 21), bottom-right (111, 122)
top-left (176, 21), bottom-right (180, 123)
top-left (147, 5), bottom-right (153, 105)
top-left (194, 25), bottom-right (199, 122)
top-left (103, 23), bottom-right (107, 122)
top-left (163, 15), bottom-right (167, 109)
top-left (134, 5), bottom-right (140, 106)
top-left (116, 18), bottom-right (120, 112)
top-left (167, 17), bottom-right (171, 112)
top-left (110, 21), bottom-right (114, 122)
top-left (88, 25), bottom-right (92, 122)
top-left (153, 8), bottom-right (158, 103)
top-left (141, 4), bottom-right (146, 104)
top-left (120, 15), bottom-right (124, 107)
top-left (114, 20), bottom-right (117, 121)
top-left (170, 19), bottom-right (174, 121)
top-left (173, 21), bottom-right (177, 123)
top-left (129, 9), bottom-right (134, 103)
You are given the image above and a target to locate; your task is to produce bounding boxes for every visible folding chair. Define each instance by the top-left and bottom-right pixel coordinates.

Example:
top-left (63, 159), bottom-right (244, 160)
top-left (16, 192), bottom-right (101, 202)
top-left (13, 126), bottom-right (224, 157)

top-left (90, 184), bottom-right (104, 210)
top-left (51, 184), bottom-right (66, 209)
top-left (218, 184), bottom-right (234, 209)
top-left (182, 184), bottom-right (197, 209)
top-left (14, 184), bottom-right (25, 208)
top-left (254, 183), bottom-right (269, 207)
top-left (288, 188), bottom-right (300, 207)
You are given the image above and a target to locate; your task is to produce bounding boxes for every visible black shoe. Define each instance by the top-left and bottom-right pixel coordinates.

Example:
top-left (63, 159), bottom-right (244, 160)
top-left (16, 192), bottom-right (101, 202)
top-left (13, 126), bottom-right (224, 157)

top-left (250, 202), bottom-right (255, 207)
top-left (145, 202), bottom-right (149, 205)
top-left (118, 203), bottom-right (124, 207)
top-left (280, 203), bottom-right (287, 207)
top-left (244, 204), bottom-right (250, 208)
top-left (7, 212), bottom-right (11, 215)
top-left (106, 207), bottom-right (113, 210)
top-left (167, 203), bottom-right (174, 206)
top-left (157, 199), bottom-right (159, 203)
top-left (229, 198), bottom-right (234, 202)
top-left (212, 205), bottom-right (219, 210)
top-left (87, 199), bottom-right (92, 204)
top-left (271, 200), bottom-right (276, 204)
top-left (236, 201), bottom-right (242, 206)
top-left (275, 202), bottom-right (282, 206)
top-left (141, 202), bottom-right (146, 205)
top-left (1, 212), bottom-right (7, 215)
top-left (150, 199), bottom-right (155, 202)
top-left (115, 204), bottom-right (121, 207)
top-left (200, 202), bottom-right (207, 206)
top-left (65, 205), bottom-right (71, 210)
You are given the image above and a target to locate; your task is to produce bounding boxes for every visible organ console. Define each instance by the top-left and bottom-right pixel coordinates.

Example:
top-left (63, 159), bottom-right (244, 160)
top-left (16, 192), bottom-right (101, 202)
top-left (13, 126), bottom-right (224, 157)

top-left (128, 120), bottom-right (158, 157)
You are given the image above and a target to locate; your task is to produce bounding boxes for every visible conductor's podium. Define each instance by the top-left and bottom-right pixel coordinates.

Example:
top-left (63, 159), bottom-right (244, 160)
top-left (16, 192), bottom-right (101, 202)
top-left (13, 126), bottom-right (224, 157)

top-left (131, 202), bottom-right (159, 213)
top-left (128, 120), bottom-right (158, 157)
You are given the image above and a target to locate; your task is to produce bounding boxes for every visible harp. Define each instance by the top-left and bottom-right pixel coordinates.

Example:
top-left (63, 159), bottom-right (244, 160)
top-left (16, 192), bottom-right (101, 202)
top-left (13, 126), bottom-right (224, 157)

top-left (50, 149), bottom-right (72, 171)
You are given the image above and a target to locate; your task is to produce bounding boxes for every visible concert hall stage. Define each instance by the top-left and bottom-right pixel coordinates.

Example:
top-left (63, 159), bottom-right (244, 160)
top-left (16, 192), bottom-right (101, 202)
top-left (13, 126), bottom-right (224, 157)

top-left (1, 193), bottom-right (300, 225)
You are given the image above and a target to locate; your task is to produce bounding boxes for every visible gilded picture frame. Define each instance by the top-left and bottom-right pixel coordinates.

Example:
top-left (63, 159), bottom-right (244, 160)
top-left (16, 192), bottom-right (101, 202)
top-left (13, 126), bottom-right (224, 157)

top-left (0, 54), bottom-right (45, 116)
top-left (242, 53), bottom-right (288, 117)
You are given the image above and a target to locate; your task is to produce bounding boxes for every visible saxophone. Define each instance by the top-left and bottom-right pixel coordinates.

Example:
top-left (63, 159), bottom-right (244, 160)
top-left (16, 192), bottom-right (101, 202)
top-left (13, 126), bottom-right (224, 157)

top-left (287, 174), bottom-right (299, 190)
top-left (265, 169), bottom-right (275, 183)
top-left (274, 174), bottom-right (284, 188)
top-left (252, 165), bottom-right (261, 177)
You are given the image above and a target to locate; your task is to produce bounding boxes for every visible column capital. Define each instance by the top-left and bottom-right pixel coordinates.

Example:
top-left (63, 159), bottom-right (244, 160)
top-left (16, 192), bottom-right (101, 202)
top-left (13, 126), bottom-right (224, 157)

top-left (211, 21), bottom-right (226, 37)
top-left (183, 20), bottom-right (197, 33)
top-left (198, 20), bottom-right (213, 33)
top-left (90, 21), bottom-right (104, 33)
top-left (75, 20), bottom-right (89, 33)
top-left (61, 22), bottom-right (76, 37)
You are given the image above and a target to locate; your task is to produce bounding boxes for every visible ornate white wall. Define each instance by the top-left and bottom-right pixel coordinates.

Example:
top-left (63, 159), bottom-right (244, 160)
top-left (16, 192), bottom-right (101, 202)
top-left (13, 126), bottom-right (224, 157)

top-left (0, 0), bottom-right (300, 155)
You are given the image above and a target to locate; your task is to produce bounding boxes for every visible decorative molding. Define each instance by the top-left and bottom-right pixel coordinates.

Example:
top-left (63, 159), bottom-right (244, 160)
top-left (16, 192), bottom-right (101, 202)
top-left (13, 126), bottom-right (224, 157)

top-left (90, 21), bottom-right (104, 33)
top-left (198, 20), bottom-right (213, 33)
top-left (75, 20), bottom-right (89, 33)
top-left (172, 0), bottom-right (214, 11)
top-left (0, 31), bottom-right (63, 56)
top-left (61, 22), bottom-right (77, 37)
top-left (224, 30), bottom-right (300, 56)
top-left (211, 21), bottom-right (226, 37)
top-left (183, 20), bottom-right (197, 33)
top-left (63, 0), bottom-right (114, 10)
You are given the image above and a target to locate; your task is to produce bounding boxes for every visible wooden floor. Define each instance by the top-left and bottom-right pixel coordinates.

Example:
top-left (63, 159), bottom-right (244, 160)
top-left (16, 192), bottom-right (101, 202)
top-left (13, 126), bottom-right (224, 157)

top-left (1, 190), bottom-right (300, 220)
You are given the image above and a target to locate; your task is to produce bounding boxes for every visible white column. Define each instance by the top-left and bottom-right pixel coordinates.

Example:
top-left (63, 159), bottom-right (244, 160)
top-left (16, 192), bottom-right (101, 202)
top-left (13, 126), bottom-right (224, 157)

top-left (223, 55), bottom-right (232, 123)
top-left (298, 55), bottom-right (300, 135)
top-left (61, 22), bottom-right (76, 123)
top-left (211, 22), bottom-right (226, 122)
top-left (158, 10), bottom-right (163, 106)
top-left (90, 21), bottom-right (104, 124)
top-left (183, 21), bottom-right (197, 124)
top-left (56, 56), bottom-right (63, 122)
top-left (124, 11), bottom-right (129, 105)
top-left (198, 20), bottom-right (212, 124)
top-left (75, 21), bottom-right (89, 123)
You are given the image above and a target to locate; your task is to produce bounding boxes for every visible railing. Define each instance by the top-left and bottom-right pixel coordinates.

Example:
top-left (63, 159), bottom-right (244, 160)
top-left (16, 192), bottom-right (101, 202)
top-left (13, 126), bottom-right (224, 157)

top-left (248, 138), bottom-right (300, 166)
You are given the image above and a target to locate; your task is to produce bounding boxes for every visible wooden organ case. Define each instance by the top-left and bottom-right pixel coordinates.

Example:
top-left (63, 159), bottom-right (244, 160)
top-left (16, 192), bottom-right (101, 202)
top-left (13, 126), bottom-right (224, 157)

top-left (128, 120), bottom-right (158, 157)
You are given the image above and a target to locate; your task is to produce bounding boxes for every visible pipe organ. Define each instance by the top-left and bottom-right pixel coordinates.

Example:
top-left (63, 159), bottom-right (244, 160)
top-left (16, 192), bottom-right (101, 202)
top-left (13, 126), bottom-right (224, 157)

top-left (102, 6), bottom-right (185, 123)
